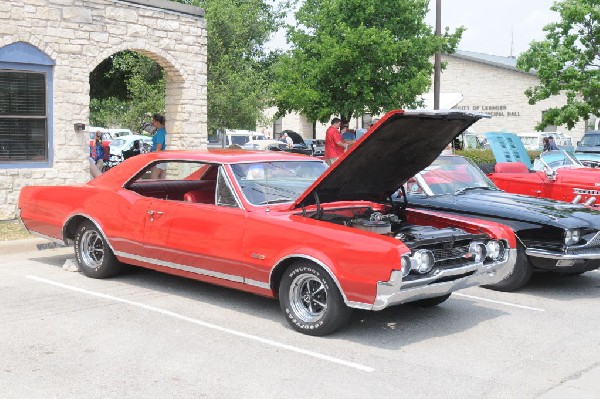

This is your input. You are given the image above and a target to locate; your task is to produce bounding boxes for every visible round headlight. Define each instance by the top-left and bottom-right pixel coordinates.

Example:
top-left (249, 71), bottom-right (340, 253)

top-left (485, 240), bottom-right (503, 261)
top-left (469, 242), bottom-right (487, 262)
top-left (412, 249), bottom-right (435, 274)
top-left (565, 229), bottom-right (581, 245)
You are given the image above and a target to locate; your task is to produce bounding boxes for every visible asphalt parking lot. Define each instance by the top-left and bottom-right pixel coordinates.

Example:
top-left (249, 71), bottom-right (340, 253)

top-left (1, 246), bottom-right (599, 398)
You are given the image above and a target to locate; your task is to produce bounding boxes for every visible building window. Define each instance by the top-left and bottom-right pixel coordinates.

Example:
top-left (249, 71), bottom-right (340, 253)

top-left (0, 41), bottom-right (54, 168)
top-left (0, 71), bottom-right (48, 162)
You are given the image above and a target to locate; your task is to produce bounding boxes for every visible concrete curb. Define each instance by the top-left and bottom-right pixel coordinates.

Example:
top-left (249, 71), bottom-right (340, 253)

top-left (0, 237), bottom-right (69, 255)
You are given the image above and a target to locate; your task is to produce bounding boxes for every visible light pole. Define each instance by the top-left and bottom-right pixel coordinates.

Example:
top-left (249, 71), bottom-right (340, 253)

top-left (433, 0), bottom-right (441, 110)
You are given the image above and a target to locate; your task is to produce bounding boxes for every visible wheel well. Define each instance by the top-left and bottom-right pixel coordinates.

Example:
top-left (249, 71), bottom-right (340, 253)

top-left (270, 257), bottom-right (318, 296)
top-left (63, 215), bottom-right (89, 242)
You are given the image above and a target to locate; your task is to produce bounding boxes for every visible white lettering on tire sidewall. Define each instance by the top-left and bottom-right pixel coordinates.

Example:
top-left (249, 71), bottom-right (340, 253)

top-left (285, 265), bottom-right (329, 331)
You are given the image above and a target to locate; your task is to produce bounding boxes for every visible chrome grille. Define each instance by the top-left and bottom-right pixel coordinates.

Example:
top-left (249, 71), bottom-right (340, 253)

top-left (431, 244), bottom-right (470, 262)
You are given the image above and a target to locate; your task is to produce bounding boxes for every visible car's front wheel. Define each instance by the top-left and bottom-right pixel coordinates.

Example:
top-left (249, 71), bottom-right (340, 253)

top-left (74, 220), bottom-right (123, 279)
top-left (279, 262), bottom-right (352, 336)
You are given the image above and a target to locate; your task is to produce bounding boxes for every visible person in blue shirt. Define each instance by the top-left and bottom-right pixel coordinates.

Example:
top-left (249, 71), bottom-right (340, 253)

top-left (150, 113), bottom-right (167, 179)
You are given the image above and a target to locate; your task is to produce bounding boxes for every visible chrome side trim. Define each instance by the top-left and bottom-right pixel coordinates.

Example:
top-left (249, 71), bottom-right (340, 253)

top-left (371, 248), bottom-right (517, 311)
top-left (114, 251), bottom-right (245, 283)
top-left (245, 278), bottom-right (270, 289)
top-left (525, 248), bottom-right (600, 260)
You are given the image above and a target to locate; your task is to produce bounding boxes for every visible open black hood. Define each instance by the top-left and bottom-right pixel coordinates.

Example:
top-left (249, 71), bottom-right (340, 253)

top-left (293, 110), bottom-right (486, 208)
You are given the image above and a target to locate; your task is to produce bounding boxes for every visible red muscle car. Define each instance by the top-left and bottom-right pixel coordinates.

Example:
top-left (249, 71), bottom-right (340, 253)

top-left (486, 134), bottom-right (600, 207)
top-left (19, 110), bottom-right (516, 336)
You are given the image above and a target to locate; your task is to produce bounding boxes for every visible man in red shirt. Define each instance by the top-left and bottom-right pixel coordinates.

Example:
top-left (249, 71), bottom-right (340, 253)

top-left (325, 118), bottom-right (352, 165)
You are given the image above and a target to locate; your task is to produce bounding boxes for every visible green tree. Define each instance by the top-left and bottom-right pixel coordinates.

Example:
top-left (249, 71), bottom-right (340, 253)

top-left (89, 51), bottom-right (165, 131)
top-left (517, 0), bottom-right (599, 130)
top-left (271, 0), bottom-right (464, 123)
top-left (174, 0), bottom-right (283, 131)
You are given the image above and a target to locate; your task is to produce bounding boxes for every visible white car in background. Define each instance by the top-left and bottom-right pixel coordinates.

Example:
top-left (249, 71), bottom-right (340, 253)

top-left (110, 134), bottom-right (152, 156)
top-left (107, 135), bottom-right (153, 169)
top-left (107, 128), bottom-right (133, 138)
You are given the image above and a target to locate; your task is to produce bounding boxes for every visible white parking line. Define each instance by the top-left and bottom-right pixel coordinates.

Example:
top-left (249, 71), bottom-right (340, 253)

top-left (26, 275), bottom-right (374, 373)
top-left (455, 293), bottom-right (545, 312)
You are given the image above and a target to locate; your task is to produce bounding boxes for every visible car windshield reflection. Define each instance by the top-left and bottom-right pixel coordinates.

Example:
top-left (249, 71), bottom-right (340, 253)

top-left (231, 161), bottom-right (327, 205)
top-left (535, 150), bottom-right (583, 172)
top-left (406, 156), bottom-right (497, 197)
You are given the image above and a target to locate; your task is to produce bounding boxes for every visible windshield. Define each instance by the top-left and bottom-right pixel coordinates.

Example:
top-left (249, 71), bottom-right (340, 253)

top-left (231, 161), bottom-right (327, 205)
top-left (111, 139), bottom-right (126, 147)
top-left (406, 156), bottom-right (496, 197)
top-left (536, 150), bottom-right (583, 171)
top-left (579, 134), bottom-right (600, 147)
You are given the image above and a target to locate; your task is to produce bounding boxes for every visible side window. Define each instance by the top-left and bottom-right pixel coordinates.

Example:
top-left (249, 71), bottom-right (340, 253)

top-left (126, 161), bottom-right (217, 204)
top-left (216, 166), bottom-right (239, 208)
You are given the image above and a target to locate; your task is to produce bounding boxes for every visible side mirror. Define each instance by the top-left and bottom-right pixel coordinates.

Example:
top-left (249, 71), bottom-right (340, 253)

top-left (543, 166), bottom-right (557, 181)
top-left (577, 141), bottom-right (581, 146)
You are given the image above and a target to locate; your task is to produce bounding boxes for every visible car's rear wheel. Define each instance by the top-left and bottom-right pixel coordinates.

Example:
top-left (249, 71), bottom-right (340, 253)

top-left (484, 241), bottom-right (533, 292)
top-left (279, 261), bottom-right (352, 336)
top-left (409, 294), bottom-right (451, 308)
top-left (74, 221), bottom-right (123, 279)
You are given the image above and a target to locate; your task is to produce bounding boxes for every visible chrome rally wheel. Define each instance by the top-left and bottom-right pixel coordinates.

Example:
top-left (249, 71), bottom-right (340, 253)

top-left (288, 274), bottom-right (328, 323)
top-left (80, 229), bottom-right (105, 269)
top-left (74, 220), bottom-right (122, 279)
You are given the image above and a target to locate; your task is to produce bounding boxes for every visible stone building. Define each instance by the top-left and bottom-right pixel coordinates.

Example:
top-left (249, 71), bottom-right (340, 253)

top-left (0, 0), bottom-right (207, 220)
top-left (260, 50), bottom-right (588, 141)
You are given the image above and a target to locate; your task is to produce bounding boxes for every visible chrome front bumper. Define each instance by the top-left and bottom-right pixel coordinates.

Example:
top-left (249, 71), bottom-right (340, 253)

top-left (525, 248), bottom-right (600, 260)
top-left (370, 248), bottom-right (517, 311)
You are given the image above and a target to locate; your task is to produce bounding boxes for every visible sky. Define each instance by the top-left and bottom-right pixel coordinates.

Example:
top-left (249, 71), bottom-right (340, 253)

top-left (266, 0), bottom-right (559, 57)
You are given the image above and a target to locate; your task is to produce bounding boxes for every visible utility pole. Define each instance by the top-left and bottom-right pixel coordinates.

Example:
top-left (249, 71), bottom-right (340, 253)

top-left (433, 0), bottom-right (441, 110)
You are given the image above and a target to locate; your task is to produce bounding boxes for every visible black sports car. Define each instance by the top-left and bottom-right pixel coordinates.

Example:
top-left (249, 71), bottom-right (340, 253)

top-left (397, 155), bottom-right (600, 291)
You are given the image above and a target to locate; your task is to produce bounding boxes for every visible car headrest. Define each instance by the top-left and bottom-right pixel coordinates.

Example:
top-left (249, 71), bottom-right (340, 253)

top-left (494, 162), bottom-right (529, 174)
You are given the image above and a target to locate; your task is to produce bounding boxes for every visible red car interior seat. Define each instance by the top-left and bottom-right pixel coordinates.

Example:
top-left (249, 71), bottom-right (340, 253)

top-left (494, 162), bottom-right (529, 174)
top-left (183, 189), bottom-right (215, 204)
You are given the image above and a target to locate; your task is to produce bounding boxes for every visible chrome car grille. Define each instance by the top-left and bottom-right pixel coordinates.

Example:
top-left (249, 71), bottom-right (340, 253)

top-left (417, 242), bottom-right (473, 269)
top-left (431, 245), bottom-right (470, 262)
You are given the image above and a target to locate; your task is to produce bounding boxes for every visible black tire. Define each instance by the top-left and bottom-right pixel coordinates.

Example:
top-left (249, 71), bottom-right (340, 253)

top-left (74, 220), bottom-right (123, 279)
top-left (410, 294), bottom-right (451, 308)
top-left (279, 262), bottom-right (352, 336)
top-left (484, 241), bottom-right (533, 292)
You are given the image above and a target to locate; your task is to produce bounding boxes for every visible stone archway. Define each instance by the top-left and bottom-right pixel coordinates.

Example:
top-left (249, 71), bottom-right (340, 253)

top-left (0, 0), bottom-right (206, 219)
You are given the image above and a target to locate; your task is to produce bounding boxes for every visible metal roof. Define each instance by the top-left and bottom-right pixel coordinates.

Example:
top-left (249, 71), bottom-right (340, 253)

top-left (448, 50), bottom-right (535, 75)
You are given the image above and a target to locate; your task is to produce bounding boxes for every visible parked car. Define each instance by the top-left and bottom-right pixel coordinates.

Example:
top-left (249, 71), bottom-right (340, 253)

top-left (304, 139), bottom-right (325, 157)
top-left (106, 134), bottom-right (153, 170)
top-left (87, 127), bottom-right (112, 146)
top-left (107, 128), bottom-right (133, 138)
top-left (575, 130), bottom-right (600, 154)
top-left (516, 131), bottom-right (574, 151)
top-left (19, 110), bottom-right (516, 336)
top-left (208, 129), bottom-right (270, 148)
top-left (401, 155), bottom-right (600, 291)
top-left (485, 132), bottom-right (600, 207)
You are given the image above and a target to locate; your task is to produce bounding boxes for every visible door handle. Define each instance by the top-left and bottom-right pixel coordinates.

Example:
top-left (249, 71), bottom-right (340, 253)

top-left (147, 210), bottom-right (164, 221)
